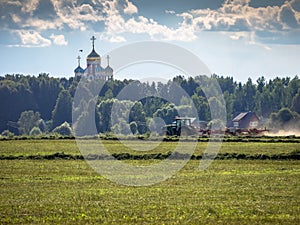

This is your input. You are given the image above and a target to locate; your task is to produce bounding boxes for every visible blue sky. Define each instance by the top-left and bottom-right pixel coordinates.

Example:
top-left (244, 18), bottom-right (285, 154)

top-left (0, 0), bottom-right (299, 83)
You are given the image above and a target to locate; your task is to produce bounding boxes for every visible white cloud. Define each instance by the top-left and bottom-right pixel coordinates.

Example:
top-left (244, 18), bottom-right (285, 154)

top-left (13, 30), bottom-right (51, 47)
top-left (280, 2), bottom-right (299, 29)
top-left (50, 0), bottom-right (86, 30)
top-left (23, 17), bottom-right (63, 30)
top-left (125, 16), bottom-right (197, 41)
top-left (21, 0), bottom-right (39, 14)
top-left (50, 0), bottom-right (105, 31)
top-left (50, 34), bottom-right (68, 45)
top-left (77, 4), bottom-right (104, 22)
top-left (173, 0), bottom-right (300, 45)
top-left (165, 10), bottom-right (175, 15)
top-left (2, 0), bottom-right (300, 46)
top-left (6, 0), bottom-right (22, 6)
top-left (101, 0), bottom-right (196, 42)
top-left (11, 14), bottom-right (21, 23)
top-left (124, 0), bottom-right (138, 14)
top-left (101, 33), bottom-right (126, 43)
top-left (228, 31), bottom-right (249, 40)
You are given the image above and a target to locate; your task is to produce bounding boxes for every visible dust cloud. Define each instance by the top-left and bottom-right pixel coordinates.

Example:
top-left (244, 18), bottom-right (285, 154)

top-left (266, 130), bottom-right (300, 137)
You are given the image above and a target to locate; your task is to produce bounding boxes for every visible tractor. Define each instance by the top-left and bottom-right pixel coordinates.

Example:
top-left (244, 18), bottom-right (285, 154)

top-left (163, 117), bottom-right (199, 136)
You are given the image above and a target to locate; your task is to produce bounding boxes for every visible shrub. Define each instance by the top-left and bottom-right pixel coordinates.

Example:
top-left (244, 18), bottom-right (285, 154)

top-left (29, 127), bottom-right (42, 136)
top-left (1, 130), bottom-right (14, 138)
top-left (52, 122), bottom-right (73, 136)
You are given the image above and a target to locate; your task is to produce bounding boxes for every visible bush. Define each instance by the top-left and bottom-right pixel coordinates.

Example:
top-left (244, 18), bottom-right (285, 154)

top-left (52, 122), bottom-right (73, 136)
top-left (1, 130), bottom-right (14, 138)
top-left (111, 119), bottom-right (130, 135)
top-left (268, 108), bottom-right (300, 130)
top-left (29, 127), bottom-right (42, 136)
top-left (129, 121), bottom-right (137, 134)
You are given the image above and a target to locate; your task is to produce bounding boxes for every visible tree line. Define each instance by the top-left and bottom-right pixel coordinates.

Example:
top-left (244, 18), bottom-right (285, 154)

top-left (0, 73), bottom-right (299, 136)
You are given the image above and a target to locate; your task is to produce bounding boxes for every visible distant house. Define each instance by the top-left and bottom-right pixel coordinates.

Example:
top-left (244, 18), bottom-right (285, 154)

top-left (230, 111), bottom-right (260, 129)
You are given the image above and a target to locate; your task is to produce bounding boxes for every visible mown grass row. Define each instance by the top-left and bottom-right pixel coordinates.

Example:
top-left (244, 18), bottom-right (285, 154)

top-left (1, 150), bottom-right (299, 160)
top-left (1, 133), bottom-right (300, 143)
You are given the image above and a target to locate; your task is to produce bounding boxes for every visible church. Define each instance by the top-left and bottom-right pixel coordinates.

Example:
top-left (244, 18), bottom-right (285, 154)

top-left (74, 36), bottom-right (113, 80)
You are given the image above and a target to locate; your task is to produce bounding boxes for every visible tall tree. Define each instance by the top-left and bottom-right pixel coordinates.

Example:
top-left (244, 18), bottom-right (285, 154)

top-left (29, 73), bottom-right (62, 120)
top-left (233, 82), bottom-right (245, 115)
top-left (153, 104), bottom-right (179, 125)
top-left (191, 94), bottom-right (210, 121)
top-left (243, 78), bottom-right (256, 111)
top-left (129, 102), bottom-right (147, 134)
top-left (0, 79), bottom-right (37, 133)
top-left (96, 99), bottom-right (114, 133)
top-left (52, 90), bottom-right (72, 129)
top-left (17, 110), bottom-right (41, 135)
top-left (292, 89), bottom-right (300, 114)
top-left (256, 76), bottom-right (265, 93)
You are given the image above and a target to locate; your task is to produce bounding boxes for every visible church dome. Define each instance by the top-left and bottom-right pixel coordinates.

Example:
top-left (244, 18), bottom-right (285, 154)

top-left (74, 66), bottom-right (84, 73)
top-left (87, 49), bottom-right (100, 58)
top-left (105, 65), bottom-right (113, 73)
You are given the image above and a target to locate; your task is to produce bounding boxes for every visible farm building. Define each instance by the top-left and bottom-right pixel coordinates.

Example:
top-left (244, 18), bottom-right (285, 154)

top-left (230, 111), bottom-right (260, 129)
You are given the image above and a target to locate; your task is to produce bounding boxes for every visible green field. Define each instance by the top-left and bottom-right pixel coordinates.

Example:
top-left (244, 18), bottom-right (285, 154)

top-left (0, 140), bottom-right (299, 224)
top-left (0, 139), bottom-right (299, 155)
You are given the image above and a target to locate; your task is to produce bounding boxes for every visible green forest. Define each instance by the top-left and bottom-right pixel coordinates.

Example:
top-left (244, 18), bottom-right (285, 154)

top-left (0, 73), bottom-right (299, 136)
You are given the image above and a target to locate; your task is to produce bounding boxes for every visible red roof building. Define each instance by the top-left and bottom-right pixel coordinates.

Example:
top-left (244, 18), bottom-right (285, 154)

top-left (231, 111), bottom-right (260, 129)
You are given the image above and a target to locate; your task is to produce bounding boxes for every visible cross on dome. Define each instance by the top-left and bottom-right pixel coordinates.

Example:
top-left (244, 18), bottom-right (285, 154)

top-left (91, 36), bottom-right (96, 50)
top-left (77, 56), bottom-right (81, 66)
top-left (106, 55), bottom-right (110, 66)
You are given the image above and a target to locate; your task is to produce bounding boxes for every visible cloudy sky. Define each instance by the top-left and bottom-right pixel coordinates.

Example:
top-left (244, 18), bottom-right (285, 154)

top-left (0, 0), bottom-right (299, 82)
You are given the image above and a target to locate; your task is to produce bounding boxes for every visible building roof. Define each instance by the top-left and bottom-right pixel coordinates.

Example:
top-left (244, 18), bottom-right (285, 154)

top-left (232, 112), bottom-right (253, 122)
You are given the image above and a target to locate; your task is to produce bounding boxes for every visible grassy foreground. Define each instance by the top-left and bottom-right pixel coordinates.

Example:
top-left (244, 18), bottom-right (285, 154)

top-left (0, 140), bottom-right (299, 224)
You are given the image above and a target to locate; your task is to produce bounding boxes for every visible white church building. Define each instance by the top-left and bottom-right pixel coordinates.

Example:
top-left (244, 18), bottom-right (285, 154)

top-left (74, 36), bottom-right (113, 80)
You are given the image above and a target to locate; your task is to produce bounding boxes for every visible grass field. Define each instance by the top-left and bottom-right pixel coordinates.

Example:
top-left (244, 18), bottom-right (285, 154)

top-left (0, 140), bottom-right (299, 224)
top-left (0, 139), bottom-right (299, 155)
